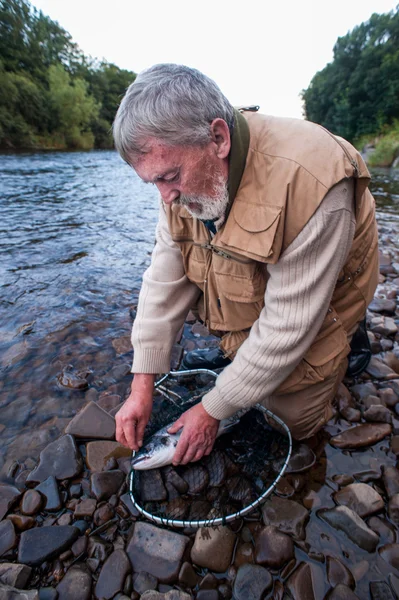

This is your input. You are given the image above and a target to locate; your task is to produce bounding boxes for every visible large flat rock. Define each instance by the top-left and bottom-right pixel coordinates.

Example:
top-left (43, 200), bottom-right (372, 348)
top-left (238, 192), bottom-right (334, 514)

top-left (330, 424), bottom-right (391, 449)
top-left (333, 483), bottom-right (384, 518)
top-left (65, 401), bottom-right (116, 440)
top-left (18, 526), bottom-right (79, 566)
top-left (318, 505), bottom-right (379, 552)
top-left (262, 496), bottom-right (309, 540)
top-left (190, 526), bottom-right (236, 572)
top-left (233, 564), bottom-right (272, 600)
top-left (126, 522), bottom-right (189, 583)
top-left (56, 565), bottom-right (92, 600)
top-left (94, 549), bottom-right (131, 599)
top-left (26, 435), bottom-right (83, 484)
top-left (0, 563), bottom-right (32, 589)
top-left (86, 441), bottom-right (131, 472)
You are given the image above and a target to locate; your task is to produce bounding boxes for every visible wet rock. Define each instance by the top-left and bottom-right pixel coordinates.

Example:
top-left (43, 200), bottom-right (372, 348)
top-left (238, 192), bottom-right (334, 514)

top-left (318, 506), bottom-right (379, 552)
top-left (139, 470), bottom-right (168, 503)
top-left (370, 581), bottom-right (395, 600)
top-left (65, 402), bottom-right (115, 440)
top-left (326, 557), bottom-right (355, 589)
top-left (87, 536), bottom-right (113, 562)
top-left (119, 492), bottom-right (139, 518)
top-left (388, 494), bottom-right (399, 526)
top-left (35, 477), bottom-right (62, 512)
top-left (0, 564), bottom-right (32, 588)
top-left (178, 562), bottom-right (199, 588)
top-left (329, 424), bottom-right (391, 449)
top-left (368, 516), bottom-right (396, 544)
top-left (254, 525), bottom-right (294, 568)
top-left (392, 436), bottom-right (399, 456)
top-left (0, 485), bottom-right (22, 522)
top-left (18, 526), bottom-right (79, 565)
top-left (182, 466), bottom-right (209, 495)
top-left (366, 357), bottom-right (398, 379)
top-left (27, 435), bottom-right (83, 484)
top-left (86, 441), bottom-right (131, 472)
top-left (286, 444), bottom-right (316, 473)
top-left (38, 587), bottom-right (58, 600)
top-left (359, 395), bottom-right (382, 409)
top-left (56, 565), bottom-right (92, 600)
top-left (74, 498), bottom-right (97, 518)
top-left (133, 572), bottom-right (158, 595)
top-left (0, 585), bottom-right (39, 599)
top-left (163, 467), bottom-right (189, 495)
top-left (141, 592), bottom-right (191, 600)
top-left (6, 515), bottom-right (35, 532)
top-left (333, 483), bottom-right (384, 517)
top-left (378, 543), bottom-right (399, 571)
top-left (233, 564), bottom-right (272, 600)
top-left (286, 563), bottom-right (315, 600)
top-left (191, 525), bottom-right (236, 572)
top-left (324, 584), bottom-right (361, 599)
top-left (262, 496), bottom-right (309, 540)
top-left (97, 394), bottom-right (122, 413)
top-left (21, 490), bottom-right (43, 516)
top-left (112, 336), bottom-right (131, 355)
top-left (369, 298), bottom-right (397, 314)
top-left (275, 476), bottom-right (295, 498)
top-left (94, 549), bottom-right (131, 599)
top-left (388, 574), bottom-right (399, 598)
top-left (71, 535), bottom-right (88, 557)
top-left (57, 365), bottom-right (89, 390)
top-left (363, 405), bottom-right (392, 423)
top-left (0, 520), bottom-right (17, 557)
top-left (93, 503), bottom-right (114, 526)
top-left (332, 474), bottom-right (354, 487)
top-left (350, 383), bottom-right (378, 401)
top-left (383, 466), bottom-right (399, 498)
top-left (91, 470), bottom-right (125, 501)
top-left (126, 522), bottom-right (189, 583)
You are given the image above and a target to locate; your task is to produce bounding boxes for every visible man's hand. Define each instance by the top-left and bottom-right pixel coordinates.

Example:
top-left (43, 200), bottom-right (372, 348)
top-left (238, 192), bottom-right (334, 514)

top-left (115, 373), bottom-right (155, 451)
top-left (167, 403), bottom-right (220, 466)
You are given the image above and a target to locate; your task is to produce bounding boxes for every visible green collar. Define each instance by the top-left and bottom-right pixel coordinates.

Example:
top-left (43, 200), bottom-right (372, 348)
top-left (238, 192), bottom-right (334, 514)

top-left (227, 109), bottom-right (250, 212)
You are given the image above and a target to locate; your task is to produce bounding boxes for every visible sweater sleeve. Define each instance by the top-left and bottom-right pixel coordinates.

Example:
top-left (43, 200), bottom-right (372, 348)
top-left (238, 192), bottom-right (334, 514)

top-left (131, 202), bottom-right (200, 374)
top-left (202, 179), bottom-right (356, 420)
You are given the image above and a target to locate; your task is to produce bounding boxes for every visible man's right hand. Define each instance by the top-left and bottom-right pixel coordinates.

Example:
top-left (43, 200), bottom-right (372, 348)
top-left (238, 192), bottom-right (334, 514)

top-left (115, 373), bottom-right (155, 451)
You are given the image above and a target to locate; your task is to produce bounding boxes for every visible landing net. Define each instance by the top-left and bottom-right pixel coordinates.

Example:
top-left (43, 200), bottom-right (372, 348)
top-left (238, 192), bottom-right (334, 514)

top-left (129, 369), bottom-right (292, 528)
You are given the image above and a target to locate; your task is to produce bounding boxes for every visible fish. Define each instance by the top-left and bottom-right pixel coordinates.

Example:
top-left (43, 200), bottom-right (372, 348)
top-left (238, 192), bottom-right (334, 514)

top-left (131, 412), bottom-right (242, 471)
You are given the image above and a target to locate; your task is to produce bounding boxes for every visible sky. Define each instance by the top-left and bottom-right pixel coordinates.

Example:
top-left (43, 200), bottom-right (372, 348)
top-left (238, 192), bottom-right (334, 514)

top-left (31, 0), bottom-right (398, 119)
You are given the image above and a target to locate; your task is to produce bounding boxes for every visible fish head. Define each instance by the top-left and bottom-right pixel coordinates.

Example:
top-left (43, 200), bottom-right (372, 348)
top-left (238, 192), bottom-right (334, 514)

top-left (131, 433), bottom-right (178, 470)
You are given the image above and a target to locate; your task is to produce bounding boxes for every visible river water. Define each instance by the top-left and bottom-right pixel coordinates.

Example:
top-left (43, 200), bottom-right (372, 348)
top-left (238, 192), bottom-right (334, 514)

top-left (0, 152), bottom-right (398, 474)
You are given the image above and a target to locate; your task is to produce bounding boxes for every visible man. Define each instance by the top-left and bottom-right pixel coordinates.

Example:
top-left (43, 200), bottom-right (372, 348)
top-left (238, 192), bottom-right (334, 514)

top-left (113, 64), bottom-right (379, 466)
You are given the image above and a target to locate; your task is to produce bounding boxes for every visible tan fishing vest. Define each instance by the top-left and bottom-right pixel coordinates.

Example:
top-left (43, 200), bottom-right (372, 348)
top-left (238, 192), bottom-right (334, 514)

top-left (165, 112), bottom-right (379, 394)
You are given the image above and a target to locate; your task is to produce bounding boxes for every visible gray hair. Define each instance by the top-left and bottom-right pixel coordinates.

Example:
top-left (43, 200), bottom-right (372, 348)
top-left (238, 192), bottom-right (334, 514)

top-left (113, 63), bottom-right (234, 162)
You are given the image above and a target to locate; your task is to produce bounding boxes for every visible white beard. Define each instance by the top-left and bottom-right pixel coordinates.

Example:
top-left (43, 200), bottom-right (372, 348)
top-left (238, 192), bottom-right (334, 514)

top-left (176, 175), bottom-right (229, 222)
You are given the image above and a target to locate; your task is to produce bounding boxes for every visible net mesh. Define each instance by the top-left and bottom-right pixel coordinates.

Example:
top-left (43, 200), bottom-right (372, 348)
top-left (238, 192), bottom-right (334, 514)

top-left (129, 371), bottom-right (291, 527)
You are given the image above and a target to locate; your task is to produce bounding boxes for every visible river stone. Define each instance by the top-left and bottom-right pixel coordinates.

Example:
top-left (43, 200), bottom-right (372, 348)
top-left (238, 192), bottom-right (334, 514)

top-left (21, 490), bottom-right (43, 516)
top-left (364, 405), bottom-right (392, 423)
top-left (182, 465), bottom-right (209, 494)
top-left (388, 574), bottom-right (399, 598)
top-left (262, 496), bottom-right (309, 540)
top-left (326, 557), bottom-right (355, 589)
top-left (286, 563), bottom-right (315, 600)
top-left (286, 444), bottom-right (316, 473)
top-left (366, 357), bottom-right (398, 379)
top-left (254, 525), bottom-right (294, 568)
top-left (380, 387), bottom-right (399, 407)
top-left (329, 424), bottom-right (392, 449)
top-left (383, 466), bottom-right (399, 498)
top-left (139, 470), bottom-right (167, 503)
top-left (379, 543), bottom-right (399, 572)
top-left (86, 441), bottom-right (131, 472)
top-left (65, 401), bottom-right (116, 440)
top-left (34, 477), bottom-right (62, 512)
top-left (233, 564), bottom-right (272, 600)
top-left (56, 565), bottom-right (92, 600)
top-left (6, 516), bottom-right (35, 532)
top-left (0, 585), bottom-right (39, 600)
top-left (350, 382), bottom-right (378, 401)
top-left (0, 520), bottom-right (17, 557)
top-left (133, 571), bottom-right (158, 595)
top-left (38, 588), bottom-right (58, 600)
top-left (178, 562), bottom-right (199, 588)
top-left (126, 522), bottom-right (189, 583)
top-left (191, 526), bottom-right (236, 572)
top-left (94, 549), bottom-right (131, 599)
top-left (91, 470), bottom-right (125, 501)
top-left (0, 486), bottom-right (22, 521)
top-left (333, 483), bottom-right (384, 517)
top-left (388, 494), bottom-right (399, 526)
top-left (324, 584), bottom-right (361, 599)
top-left (318, 506), bottom-right (379, 552)
top-left (74, 498), bottom-right (97, 518)
top-left (368, 516), bottom-right (396, 544)
top-left (18, 526), bottom-right (79, 565)
top-left (27, 435), bottom-right (83, 484)
top-left (141, 592), bottom-right (191, 600)
top-left (369, 298), bottom-right (397, 314)
top-left (0, 564), bottom-right (32, 589)
top-left (370, 581), bottom-right (395, 600)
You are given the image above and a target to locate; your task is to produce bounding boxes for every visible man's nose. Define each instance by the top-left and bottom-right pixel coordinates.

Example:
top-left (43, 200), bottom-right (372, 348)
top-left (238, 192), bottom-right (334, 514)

top-left (157, 184), bottom-right (180, 205)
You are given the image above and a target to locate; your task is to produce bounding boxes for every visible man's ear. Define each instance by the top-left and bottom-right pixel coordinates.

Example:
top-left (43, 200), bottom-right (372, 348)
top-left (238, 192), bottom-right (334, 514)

top-left (210, 118), bottom-right (231, 159)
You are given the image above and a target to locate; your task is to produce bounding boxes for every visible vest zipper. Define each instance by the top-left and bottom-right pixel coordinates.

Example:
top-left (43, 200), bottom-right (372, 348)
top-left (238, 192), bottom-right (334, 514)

top-left (198, 243), bottom-right (252, 264)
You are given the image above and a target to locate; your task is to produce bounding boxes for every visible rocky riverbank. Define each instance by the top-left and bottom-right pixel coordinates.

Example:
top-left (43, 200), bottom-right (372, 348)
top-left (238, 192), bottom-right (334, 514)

top-left (1, 229), bottom-right (399, 600)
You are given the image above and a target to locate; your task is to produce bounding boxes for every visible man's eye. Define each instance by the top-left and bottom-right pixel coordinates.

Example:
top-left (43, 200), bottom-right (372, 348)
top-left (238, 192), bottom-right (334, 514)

top-left (164, 173), bottom-right (179, 183)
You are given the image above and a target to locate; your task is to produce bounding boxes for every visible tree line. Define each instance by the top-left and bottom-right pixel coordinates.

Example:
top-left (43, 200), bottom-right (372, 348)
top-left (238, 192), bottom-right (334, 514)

top-left (302, 6), bottom-right (399, 159)
top-left (0, 0), bottom-right (136, 150)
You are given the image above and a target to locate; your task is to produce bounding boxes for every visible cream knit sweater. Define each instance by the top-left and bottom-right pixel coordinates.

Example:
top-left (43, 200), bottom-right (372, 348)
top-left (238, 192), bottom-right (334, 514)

top-left (131, 179), bottom-right (356, 421)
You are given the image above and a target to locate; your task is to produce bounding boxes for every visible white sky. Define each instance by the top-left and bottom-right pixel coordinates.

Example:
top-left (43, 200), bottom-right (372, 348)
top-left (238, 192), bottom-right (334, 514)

top-left (31, 0), bottom-right (398, 118)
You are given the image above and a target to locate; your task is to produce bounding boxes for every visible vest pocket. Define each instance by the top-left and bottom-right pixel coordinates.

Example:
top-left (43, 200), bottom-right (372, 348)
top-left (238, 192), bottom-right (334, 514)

top-left (276, 307), bottom-right (350, 395)
top-left (212, 254), bottom-right (266, 303)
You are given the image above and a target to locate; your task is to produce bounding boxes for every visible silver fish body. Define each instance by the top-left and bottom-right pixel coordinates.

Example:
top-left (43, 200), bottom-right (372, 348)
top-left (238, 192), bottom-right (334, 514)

top-left (131, 412), bottom-right (242, 471)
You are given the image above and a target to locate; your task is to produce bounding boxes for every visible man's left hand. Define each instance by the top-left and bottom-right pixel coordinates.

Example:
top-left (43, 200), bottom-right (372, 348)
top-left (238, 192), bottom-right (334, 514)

top-left (167, 403), bottom-right (220, 465)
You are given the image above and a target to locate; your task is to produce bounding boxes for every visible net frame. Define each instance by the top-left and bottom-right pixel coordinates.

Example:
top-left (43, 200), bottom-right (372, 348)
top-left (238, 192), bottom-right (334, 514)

top-left (129, 369), bottom-right (292, 528)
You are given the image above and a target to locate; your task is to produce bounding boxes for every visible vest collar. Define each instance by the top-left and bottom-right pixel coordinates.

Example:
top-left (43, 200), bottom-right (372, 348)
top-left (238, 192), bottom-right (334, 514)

top-left (227, 109), bottom-right (250, 214)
